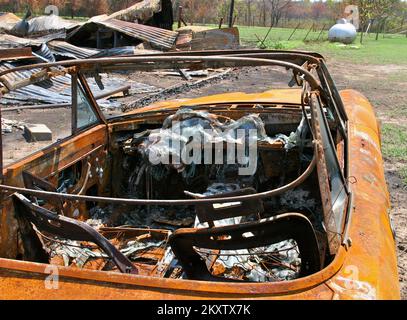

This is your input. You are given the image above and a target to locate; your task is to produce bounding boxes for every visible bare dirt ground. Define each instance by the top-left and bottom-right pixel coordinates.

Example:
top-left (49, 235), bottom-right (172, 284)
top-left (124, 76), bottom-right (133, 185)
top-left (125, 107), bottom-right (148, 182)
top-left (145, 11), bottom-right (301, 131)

top-left (2, 60), bottom-right (406, 299)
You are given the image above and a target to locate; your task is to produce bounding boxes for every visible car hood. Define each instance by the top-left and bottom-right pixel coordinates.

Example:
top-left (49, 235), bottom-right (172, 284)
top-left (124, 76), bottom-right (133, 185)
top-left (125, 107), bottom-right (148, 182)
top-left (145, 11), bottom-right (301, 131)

top-left (124, 88), bottom-right (303, 115)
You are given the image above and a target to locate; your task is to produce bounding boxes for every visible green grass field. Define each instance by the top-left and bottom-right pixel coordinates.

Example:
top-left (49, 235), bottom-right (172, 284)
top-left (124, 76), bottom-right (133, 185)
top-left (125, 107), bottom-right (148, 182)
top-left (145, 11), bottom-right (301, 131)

top-left (174, 24), bottom-right (407, 65)
top-left (177, 24), bottom-right (407, 183)
top-left (382, 124), bottom-right (407, 184)
top-left (233, 24), bottom-right (407, 184)
top-left (236, 25), bottom-right (407, 65)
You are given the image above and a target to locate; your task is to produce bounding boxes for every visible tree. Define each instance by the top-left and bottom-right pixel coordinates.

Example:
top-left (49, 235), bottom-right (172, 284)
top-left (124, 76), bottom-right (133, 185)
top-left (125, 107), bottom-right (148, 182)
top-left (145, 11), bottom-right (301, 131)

top-left (357, 0), bottom-right (400, 30)
top-left (267, 0), bottom-right (291, 27)
top-left (355, 0), bottom-right (400, 43)
top-left (261, 0), bottom-right (267, 26)
top-left (311, 1), bottom-right (327, 21)
top-left (326, 0), bottom-right (347, 23)
top-left (244, 0), bottom-right (253, 26)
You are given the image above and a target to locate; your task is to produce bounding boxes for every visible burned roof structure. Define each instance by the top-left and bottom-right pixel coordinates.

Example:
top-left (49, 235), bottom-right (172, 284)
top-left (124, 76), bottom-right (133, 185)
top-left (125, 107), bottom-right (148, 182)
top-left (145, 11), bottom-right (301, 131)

top-left (0, 3), bottom-right (179, 107)
top-left (0, 0), bottom-right (238, 54)
top-left (67, 17), bottom-right (178, 50)
top-left (109, 0), bottom-right (174, 30)
top-left (2, 11), bottom-right (80, 38)
top-left (0, 47), bottom-right (158, 108)
top-left (0, 0), bottom-right (173, 47)
top-left (0, 13), bottom-right (21, 32)
top-left (25, 14), bottom-right (80, 36)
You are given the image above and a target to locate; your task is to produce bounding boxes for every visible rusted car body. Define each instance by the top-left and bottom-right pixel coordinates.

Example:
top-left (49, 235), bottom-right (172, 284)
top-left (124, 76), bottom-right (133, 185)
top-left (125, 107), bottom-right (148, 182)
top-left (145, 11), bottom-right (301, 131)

top-left (0, 50), bottom-right (400, 299)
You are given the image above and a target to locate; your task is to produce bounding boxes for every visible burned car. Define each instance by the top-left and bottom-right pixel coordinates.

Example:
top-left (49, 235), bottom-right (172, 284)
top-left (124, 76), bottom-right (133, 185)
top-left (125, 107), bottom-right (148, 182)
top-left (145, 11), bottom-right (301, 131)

top-left (0, 50), bottom-right (400, 299)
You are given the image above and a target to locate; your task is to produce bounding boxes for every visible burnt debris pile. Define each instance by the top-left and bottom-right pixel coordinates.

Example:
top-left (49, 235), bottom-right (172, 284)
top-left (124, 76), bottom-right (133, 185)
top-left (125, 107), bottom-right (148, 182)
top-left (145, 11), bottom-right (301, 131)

top-left (0, 2), bottom-right (240, 113)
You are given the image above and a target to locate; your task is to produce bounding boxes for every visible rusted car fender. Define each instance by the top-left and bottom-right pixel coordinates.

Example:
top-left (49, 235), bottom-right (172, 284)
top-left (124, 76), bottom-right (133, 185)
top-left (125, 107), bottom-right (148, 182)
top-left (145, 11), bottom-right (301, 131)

top-left (325, 89), bottom-right (400, 300)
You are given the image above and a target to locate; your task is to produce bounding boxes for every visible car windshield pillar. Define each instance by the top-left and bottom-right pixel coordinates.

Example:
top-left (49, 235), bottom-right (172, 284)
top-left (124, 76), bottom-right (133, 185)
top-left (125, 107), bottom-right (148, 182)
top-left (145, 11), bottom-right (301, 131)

top-left (71, 72), bottom-right (104, 135)
top-left (71, 73), bottom-right (78, 135)
top-left (310, 93), bottom-right (348, 254)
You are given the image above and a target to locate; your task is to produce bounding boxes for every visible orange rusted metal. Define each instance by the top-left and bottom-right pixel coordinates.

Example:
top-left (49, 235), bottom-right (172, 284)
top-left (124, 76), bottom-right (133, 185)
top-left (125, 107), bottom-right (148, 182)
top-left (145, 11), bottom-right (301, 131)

top-left (0, 52), bottom-right (400, 300)
top-left (0, 89), bottom-right (399, 299)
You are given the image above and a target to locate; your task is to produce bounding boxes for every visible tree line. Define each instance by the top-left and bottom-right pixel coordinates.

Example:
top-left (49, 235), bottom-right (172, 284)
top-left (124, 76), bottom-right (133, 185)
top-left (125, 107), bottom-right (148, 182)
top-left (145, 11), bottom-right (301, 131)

top-left (174, 0), bottom-right (407, 32)
top-left (0, 0), bottom-right (131, 18)
top-left (1, 0), bottom-right (406, 32)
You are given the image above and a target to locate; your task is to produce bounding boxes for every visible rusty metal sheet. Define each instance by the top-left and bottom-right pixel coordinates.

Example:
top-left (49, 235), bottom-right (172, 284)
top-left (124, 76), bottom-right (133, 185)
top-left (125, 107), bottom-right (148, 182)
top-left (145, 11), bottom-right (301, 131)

top-left (176, 27), bottom-right (240, 51)
top-left (95, 19), bottom-right (178, 50)
top-left (27, 15), bottom-right (80, 35)
top-left (0, 32), bottom-right (66, 49)
top-left (0, 13), bottom-right (21, 32)
top-left (109, 0), bottom-right (162, 22)
top-left (0, 48), bottom-right (33, 61)
top-left (68, 18), bottom-right (178, 50)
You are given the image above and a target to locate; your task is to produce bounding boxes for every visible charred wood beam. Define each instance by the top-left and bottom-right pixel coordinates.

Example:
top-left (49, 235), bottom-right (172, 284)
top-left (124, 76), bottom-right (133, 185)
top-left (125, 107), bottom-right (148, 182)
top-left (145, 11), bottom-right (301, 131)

top-left (0, 48), bottom-right (33, 61)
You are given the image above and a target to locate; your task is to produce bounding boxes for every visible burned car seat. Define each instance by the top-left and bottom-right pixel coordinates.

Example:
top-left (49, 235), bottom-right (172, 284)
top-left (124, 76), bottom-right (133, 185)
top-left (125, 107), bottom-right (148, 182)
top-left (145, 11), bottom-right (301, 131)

top-left (22, 171), bottom-right (64, 215)
top-left (169, 213), bottom-right (321, 282)
top-left (13, 193), bottom-right (138, 274)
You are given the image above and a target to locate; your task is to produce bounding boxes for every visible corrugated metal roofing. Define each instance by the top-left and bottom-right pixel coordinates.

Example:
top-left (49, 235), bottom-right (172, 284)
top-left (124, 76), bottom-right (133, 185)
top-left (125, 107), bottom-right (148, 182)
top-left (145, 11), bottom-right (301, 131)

top-left (47, 41), bottom-right (158, 60)
top-left (0, 32), bottom-right (66, 49)
top-left (0, 34), bottom-right (44, 48)
top-left (92, 46), bottom-right (159, 57)
top-left (47, 40), bottom-right (100, 59)
top-left (98, 19), bottom-right (177, 50)
top-left (109, 0), bottom-right (161, 22)
top-left (0, 59), bottom-right (158, 108)
top-left (33, 43), bottom-right (56, 62)
top-left (68, 18), bottom-right (178, 50)
top-left (27, 15), bottom-right (80, 34)
top-left (0, 33), bottom-right (159, 61)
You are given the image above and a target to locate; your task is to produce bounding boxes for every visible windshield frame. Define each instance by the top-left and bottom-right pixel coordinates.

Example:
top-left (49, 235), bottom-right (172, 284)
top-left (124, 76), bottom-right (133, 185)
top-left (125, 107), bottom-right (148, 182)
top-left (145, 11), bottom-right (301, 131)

top-left (0, 51), bottom-right (351, 246)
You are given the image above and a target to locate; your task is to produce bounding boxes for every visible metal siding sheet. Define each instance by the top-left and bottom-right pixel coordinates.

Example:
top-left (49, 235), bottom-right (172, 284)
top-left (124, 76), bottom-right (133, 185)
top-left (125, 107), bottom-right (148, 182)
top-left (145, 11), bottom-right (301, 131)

top-left (0, 60), bottom-right (158, 107)
top-left (96, 19), bottom-right (177, 49)
top-left (109, 0), bottom-right (162, 22)
top-left (68, 19), bottom-right (177, 50)
top-left (27, 15), bottom-right (80, 34)
top-left (48, 41), bottom-right (101, 60)
top-left (0, 32), bottom-right (66, 49)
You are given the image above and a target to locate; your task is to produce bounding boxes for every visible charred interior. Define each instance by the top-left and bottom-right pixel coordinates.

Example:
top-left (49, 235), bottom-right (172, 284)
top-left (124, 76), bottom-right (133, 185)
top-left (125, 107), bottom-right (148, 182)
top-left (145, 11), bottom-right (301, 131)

top-left (13, 100), bottom-right (341, 282)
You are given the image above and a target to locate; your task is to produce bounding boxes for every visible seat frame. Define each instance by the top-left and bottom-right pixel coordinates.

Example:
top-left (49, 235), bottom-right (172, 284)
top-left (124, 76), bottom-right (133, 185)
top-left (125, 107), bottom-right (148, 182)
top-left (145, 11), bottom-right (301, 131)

top-left (169, 213), bottom-right (321, 282)
top-left (13, 193), bottom-right (138, 274)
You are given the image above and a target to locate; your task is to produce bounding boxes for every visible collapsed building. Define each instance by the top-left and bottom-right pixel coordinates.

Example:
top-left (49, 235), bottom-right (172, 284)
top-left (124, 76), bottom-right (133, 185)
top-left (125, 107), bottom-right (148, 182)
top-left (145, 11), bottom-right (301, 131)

top-left (0, 1), bottom-right (240, 111)
top-left (0, 1), bottom-right (238, 51)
